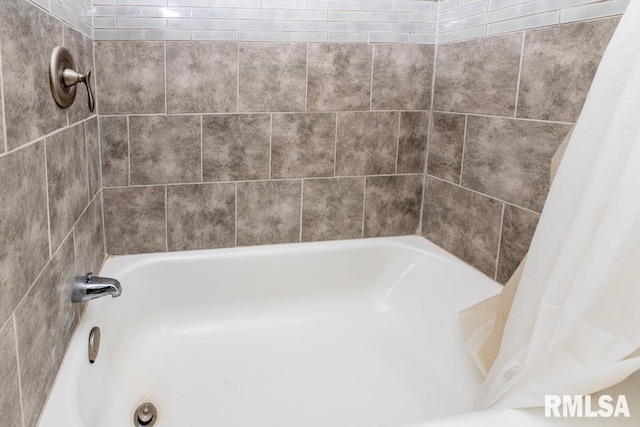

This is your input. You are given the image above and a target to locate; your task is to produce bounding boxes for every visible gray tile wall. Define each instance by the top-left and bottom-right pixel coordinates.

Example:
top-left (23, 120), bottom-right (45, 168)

top-left (97, 41), bottom-right (435, 256)
top-left (0, 0), bottom-right (105, 425)
top-left (423, 16), bottom-right (620, 281)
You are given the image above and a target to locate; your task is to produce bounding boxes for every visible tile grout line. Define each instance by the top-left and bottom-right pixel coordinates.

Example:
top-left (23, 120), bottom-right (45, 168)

top-left (394, 111), bottom-right (401, 174)
top-left (0, 44), bottom-right (8, 153)
top-left (200, 115), bottom-right (204, 182)
top-left (127, 116), bottom-right (131, 186)
top-left (418, 41), bottom-right (439, 235)
top-left (12, 315), bottom-right (26, 427)
top-left (459, 114), bottom-right (468, 186)
top-left (234, 182), bottom-right (238, 247)
top-left (164, 185), bottom-right (168, 252)
top-left (514, 30), bottom-right (526, 118)
top-left (43, 141), bottom-right (53, 258)
top-left (369, 44), bottom-right (375, 111)
top-left (333, 112), bottom-right (338, 177)
top-left (494, 202), bottom-right (506, 281)
top-left (430, 109), bottom-right (574, 126)
top-left (299, 179), bottom-right (304, 242)
top-left (361, 177), bottom-right (367, 238)
top-left (268, 113), bottom-right (273, 179)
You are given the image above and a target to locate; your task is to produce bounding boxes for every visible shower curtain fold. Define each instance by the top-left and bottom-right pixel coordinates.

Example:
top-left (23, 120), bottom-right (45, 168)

top-left (459, 0), bottom-right (640, 410)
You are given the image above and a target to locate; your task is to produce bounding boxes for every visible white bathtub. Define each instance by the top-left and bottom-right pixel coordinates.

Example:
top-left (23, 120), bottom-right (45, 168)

top-left (39, 236), bottom-right (640, 427)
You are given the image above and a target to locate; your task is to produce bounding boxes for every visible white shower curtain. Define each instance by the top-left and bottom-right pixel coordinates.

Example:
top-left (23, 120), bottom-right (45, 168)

top-left (465, 1), bottom-right (640, 409)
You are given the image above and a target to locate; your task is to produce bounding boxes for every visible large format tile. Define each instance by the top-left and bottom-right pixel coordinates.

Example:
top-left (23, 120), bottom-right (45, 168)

top-left (202, 114), bottom-right (270, 182)
top-left (398, 111), bottom-right (429, 174)
top-left (364, 175), bottom-right (422, 238)
top-left (434, 33), bottom-right (522, 116)
top-left (237, 180), bottom-right (301, 246)
top-left (307, 44), bottom-right (372, 112)
top-left (0, 142), bottom-right (49, 328)
top-left (85, 118), bottom-right (101, 199)
top-left (302, 177), bottom-right (365, 242)
top-left (238, 43), bottom-right (306, 112)
top-left (517, 18), bottom-right (620, 122)
top-left (0, 321), bottom-right (22, 427)
top-left (167, 183), bottom-right (235, 251)
top-left (497, 204), bottom-right (540, 284)
top-left (335, 112), bottom-right (398, 176)
top-left (271, 113), bottom-right (336, 179)
top-left (74, 195), bottom-right (105, 276)
top-left (427, 112), bottom-right (465, 183)
top-left (423, 177), bottom-right (503, 277)
top-left (99, 116), bottom-right (129, 187)
top-left (462, 116), bottom-right (571, 212)
top-left (167, 41), bottom-right (237, 114)
top-left (0, 0), bottom-right (65, 149)
top-left (46, 123), bottom-right (89, 251)
top-left (130, 115), bottom-right (201, 185)
top-left (372, 44), bottom-right (434, 111)
top-left (95, 41), bottom-right (165, 114)
top-left (103, 186), bottom-right (166, 254)
top-left (0, 142), bottom-right (49, 324)
top-left (65, 25), bottom-right (96, 123)
top-left (16, 235), bottom-right (78, 427)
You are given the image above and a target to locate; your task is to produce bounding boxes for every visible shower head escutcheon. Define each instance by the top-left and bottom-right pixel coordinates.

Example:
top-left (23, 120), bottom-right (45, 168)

top-left (49, 46), bottom-right (95, 112)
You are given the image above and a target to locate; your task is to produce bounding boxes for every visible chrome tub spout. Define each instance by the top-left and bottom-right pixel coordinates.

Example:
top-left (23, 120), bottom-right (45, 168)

top-left (71, 273), bottom-right (122, 302)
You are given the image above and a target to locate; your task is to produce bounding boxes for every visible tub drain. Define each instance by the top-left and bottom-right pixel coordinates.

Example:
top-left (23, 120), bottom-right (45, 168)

top-left (133, 402), bottom-right (157, 427)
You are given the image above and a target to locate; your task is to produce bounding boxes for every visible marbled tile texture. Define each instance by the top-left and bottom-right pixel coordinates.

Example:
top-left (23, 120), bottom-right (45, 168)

top-left (302, 178), bottom-right (365, 242)
top-left (398, 112), bottom-right (429, 174)
top-left (0, 323), bottom-right (22, 427)
top-left (336, 112), bottom-right (398, 176)
top-left (95, 41), bottom-right (165, 114)
top-left (99, 116), bottom-right (129, 187)
top-left (130, 115), bottom-right (201, 185)
top-left (497, 204), bottom-right (540, 284)
top-left (0, 143), bottom-right (49, 328)
top-left (518, 18), bottom-right (620, 122)
top-left (103, 186), bottom-right (166, 254)
top-left (271, 113), bottom-right (336, 179)
top-left (0, 0), bottom-right (66, 149)
top-left (167, 42), bottom-right (237, 114)
top-left (203, 114), bottom-right (270, 182)
top-left (167, 183), bottom-right (236, 251)
top-left (372, 44), bottom-right (434, 111)
top-left (462, 116), bottom-right (570, 212)
top-left (428, 113), bottom-right (465, 184)
top-left (434, 33), bottom-right (522, 116)
top-left (238, 43), bottom-right (306, 112)
top-left (423, 177), bottom-right (503, 277)
top-left (365, 175), bottom-right (423, 238)
top-left (237, 180), bottom-right (302, 246)
top-left (308, 44), bottom-right (372, 112)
